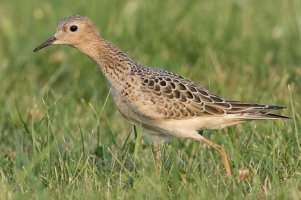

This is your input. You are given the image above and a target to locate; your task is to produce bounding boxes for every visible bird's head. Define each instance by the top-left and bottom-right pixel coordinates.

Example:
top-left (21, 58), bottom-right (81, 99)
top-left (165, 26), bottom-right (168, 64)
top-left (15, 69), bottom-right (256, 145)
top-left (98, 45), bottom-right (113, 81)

top-left (33, 15), bottom-right (98, 52)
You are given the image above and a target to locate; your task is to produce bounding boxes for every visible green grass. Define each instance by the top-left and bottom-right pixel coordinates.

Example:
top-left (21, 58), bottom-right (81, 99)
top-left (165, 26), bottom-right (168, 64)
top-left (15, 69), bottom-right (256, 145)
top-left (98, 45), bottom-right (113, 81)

top-left (0, 0), bottom-right (301, 199)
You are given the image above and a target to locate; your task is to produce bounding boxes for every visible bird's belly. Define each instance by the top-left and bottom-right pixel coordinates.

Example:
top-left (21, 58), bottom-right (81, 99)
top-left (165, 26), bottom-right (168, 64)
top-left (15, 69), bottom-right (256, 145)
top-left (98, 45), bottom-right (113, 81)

top-left (111, 92), bottom-right (142, 125)
top-left (110, 84), bottom-right (163, 123)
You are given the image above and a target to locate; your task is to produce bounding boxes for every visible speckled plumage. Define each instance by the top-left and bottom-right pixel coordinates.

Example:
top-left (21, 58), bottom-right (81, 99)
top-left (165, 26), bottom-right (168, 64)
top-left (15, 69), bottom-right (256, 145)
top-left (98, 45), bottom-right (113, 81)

top-left (131, 65), bottom-right (286, 120)
top-left (34, 15), bottom-right (288, 178)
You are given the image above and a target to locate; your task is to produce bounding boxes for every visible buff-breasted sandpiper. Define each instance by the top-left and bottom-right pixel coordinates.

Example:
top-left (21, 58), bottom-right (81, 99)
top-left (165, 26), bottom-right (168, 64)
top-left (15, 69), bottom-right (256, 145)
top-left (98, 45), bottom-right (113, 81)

top-left (34, 15), bottom-right (288, 178)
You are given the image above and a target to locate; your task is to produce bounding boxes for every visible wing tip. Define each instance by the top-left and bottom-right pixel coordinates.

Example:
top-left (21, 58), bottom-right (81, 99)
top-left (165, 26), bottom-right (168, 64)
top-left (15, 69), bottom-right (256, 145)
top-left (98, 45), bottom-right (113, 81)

top-left (265, 105), bottom-right (287, 110)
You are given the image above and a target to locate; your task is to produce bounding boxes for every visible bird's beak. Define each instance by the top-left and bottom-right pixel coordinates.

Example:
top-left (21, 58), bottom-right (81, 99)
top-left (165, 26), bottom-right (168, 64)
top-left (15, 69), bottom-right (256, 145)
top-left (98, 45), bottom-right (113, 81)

top-left (33, 36), bottom-right (56, 52)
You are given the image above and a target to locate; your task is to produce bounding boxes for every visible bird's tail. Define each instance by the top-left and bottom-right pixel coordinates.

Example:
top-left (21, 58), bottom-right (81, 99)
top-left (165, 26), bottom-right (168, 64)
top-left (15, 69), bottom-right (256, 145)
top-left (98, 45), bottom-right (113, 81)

top-left (225, 101), bottom-right (290, 120)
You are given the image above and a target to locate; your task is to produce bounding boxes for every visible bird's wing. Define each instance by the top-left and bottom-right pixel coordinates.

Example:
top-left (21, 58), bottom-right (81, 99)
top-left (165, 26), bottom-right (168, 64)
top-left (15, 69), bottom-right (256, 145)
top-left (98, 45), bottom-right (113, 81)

top-left (131, 65), bottom-right (286, 120)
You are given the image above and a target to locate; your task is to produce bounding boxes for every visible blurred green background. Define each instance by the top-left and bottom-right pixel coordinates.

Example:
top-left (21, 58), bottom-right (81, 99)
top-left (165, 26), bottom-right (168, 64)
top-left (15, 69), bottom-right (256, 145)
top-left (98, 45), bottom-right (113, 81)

top-left (0, 0), bottom-right (300, 199)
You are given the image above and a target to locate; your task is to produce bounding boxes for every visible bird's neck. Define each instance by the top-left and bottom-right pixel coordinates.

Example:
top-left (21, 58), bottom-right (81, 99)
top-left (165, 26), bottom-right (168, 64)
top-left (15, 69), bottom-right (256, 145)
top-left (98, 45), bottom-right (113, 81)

top-left (75, 38), bottom-right (135, 82)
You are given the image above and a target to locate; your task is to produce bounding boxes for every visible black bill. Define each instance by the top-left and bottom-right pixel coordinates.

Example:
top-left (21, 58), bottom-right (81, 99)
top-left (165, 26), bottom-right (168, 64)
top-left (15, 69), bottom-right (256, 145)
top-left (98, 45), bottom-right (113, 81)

top-left (33, 36), bottom-right (56, 52)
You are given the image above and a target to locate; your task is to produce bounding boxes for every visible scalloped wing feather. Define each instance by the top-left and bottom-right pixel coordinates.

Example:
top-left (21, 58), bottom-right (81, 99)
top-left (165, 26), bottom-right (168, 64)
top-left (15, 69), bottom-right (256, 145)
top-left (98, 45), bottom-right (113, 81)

top-left (132, 65), bottom-right (287, 120)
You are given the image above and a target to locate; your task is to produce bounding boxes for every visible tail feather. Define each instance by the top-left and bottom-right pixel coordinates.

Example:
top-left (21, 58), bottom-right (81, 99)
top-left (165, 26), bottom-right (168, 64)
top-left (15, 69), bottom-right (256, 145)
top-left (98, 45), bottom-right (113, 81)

top-left (235, 112), bottom-right (290, 120)
top-left (225, 101), bottom-right (290, 120)
top-left (259, 113), bottom-right (291, 119)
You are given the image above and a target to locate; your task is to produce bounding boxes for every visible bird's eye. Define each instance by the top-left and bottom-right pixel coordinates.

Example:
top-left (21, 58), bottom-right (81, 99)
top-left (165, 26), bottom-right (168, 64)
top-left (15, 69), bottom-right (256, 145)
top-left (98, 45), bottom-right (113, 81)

top-left (70, 25), bottom-right (78, 32)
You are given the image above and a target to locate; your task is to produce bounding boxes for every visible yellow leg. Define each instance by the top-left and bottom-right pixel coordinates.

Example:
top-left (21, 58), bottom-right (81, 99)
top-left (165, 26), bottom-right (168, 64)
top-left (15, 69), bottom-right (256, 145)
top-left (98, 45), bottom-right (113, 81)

top-left (198, 137), bottom-right (231, 179)
top-left (155, 145), bottom-right (162, 172)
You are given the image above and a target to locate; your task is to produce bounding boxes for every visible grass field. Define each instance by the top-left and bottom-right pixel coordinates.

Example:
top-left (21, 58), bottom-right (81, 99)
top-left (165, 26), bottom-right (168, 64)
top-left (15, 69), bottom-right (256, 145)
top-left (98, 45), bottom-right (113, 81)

top-left (0, 0), bottom-right (301, 199)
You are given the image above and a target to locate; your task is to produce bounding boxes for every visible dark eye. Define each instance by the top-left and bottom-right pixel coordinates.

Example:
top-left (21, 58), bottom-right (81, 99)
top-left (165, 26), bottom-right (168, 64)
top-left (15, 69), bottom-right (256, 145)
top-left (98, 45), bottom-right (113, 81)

top-left (70, 25), bottom-right (78, 32)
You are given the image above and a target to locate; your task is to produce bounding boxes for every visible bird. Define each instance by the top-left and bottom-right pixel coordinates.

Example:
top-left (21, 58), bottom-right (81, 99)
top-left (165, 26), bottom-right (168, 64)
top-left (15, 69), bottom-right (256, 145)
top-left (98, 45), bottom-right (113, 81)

top-left (33, 15), bottom-right (289, 178)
